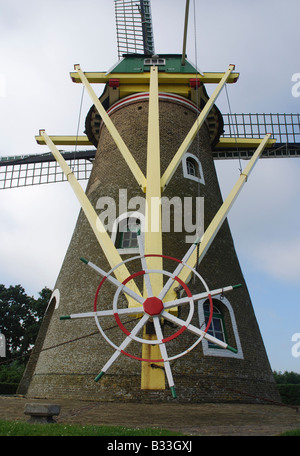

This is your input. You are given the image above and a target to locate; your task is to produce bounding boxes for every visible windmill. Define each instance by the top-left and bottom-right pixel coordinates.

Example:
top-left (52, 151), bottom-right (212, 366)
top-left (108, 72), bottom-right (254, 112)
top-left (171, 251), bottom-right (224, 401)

top-left (9, 0), bottom-right (298, 401)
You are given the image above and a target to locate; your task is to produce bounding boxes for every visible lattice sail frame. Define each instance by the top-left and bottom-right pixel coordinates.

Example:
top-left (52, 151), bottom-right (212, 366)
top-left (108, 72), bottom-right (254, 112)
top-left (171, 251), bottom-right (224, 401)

top-left (0, 151), bottom-right (94, 190)
top-left (214, 113), bottom-right (300, 160)
top-left (115, 0), bottom-right (155, 58)
top-left (1, 112), bottom-right (300, 190)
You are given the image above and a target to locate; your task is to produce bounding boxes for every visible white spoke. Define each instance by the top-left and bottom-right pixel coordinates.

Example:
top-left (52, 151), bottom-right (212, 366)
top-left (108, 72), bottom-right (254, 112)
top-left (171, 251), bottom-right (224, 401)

top-left (86, 260), bottom-right (144, 304)
top-left (161, 310), bottom-right (228, 349)
top-left (62, 306), bottom-right (144, 321)
top-left (157, 242), bottom-right (199, 301)
top-left (115, 307), bottom-right (144, 315)
top-left (101, 314), bottom-right (149, 373)
top-left (157, 262), bottom-right (185, 301)
top-left (153, 316), bottom-right (175, 391)
top-left (163, 285), bottom-right (237, 310)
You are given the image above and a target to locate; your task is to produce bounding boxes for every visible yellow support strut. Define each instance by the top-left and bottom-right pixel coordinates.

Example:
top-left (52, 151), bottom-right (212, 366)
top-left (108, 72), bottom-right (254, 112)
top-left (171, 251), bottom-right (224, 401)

top-left (161, 64), bottom-right (236, 190)
top-left (141, 66), bottom-right (165, 390)
top-left (39, 130), bottom-right (142, 306)
top-left (74, 64), bottom-right (146, 192)
top-left (175, 134), bottom-right (273, 286)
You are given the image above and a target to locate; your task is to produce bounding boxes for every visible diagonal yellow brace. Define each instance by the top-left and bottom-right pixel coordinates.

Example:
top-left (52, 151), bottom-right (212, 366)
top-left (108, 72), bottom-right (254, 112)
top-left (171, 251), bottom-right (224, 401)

top-left (173, 134), bottom-right (273, 287)
top-left (39, 130), bottom-right (142, 305)
top-left (161, 64), bottom-right (236, 190)
top-left (141, 66), bottom-right (165, 390)
top-left (74, 64), bottom-right (146, 191)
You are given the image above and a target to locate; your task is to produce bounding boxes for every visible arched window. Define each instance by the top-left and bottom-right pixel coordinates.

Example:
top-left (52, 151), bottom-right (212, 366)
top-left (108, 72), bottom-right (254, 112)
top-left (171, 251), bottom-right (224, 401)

top-left (111, 212), bottom-right (143, 254)
top-left (186, 157), bottom-right (197, 177)
top-left (117, 217), bottom-right (140, 249)
top-left (203, 301), bottom-right (227, 348)
top-left (182, 153), bottom-right (205, 184)
top-left (198, 294), bottom-right (244, 359)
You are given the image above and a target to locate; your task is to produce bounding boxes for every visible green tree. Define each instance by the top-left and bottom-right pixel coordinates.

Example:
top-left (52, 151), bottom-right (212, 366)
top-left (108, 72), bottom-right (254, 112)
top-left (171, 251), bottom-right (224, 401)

top-left (0, 285), bottom-right (52, 362)
top-left (273, 370), bottom-right (300, 384)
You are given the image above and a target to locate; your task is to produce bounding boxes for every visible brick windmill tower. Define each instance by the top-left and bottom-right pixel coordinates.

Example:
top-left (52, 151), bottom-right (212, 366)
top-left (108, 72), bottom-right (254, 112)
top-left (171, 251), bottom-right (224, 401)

top-left (14, 0), bottom-right (295, 402)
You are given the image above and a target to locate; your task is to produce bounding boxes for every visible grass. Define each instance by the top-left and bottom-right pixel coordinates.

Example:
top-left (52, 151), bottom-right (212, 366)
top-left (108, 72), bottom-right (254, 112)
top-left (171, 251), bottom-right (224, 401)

top-left (1, 419), bottom-right (299, 437)
top-left (0, 419), bottom-right (182, 437)
top-left (279, 429), bottom-right (300, 436)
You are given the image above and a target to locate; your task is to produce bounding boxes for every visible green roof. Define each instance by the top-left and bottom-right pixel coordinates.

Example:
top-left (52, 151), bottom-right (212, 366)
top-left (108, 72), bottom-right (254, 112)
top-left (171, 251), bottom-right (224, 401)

top-left (110, 54), bottom-right (200, 74)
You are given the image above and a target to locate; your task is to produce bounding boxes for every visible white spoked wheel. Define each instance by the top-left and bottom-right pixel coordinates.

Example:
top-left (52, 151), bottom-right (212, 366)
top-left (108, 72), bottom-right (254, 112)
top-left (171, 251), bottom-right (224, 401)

top-left (93, 253), bottom-right (214, 363)
top-left (61, 241), bottom-right (238, 398)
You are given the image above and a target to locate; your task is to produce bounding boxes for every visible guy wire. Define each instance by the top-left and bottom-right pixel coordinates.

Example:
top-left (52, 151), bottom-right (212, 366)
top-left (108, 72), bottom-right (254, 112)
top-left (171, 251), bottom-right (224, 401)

top-left (225, 83), bottom-right (242, 173)
top-left (193, 0), bottom-right (201, 276)
top-left (72, 85), bottom-right (85, 171)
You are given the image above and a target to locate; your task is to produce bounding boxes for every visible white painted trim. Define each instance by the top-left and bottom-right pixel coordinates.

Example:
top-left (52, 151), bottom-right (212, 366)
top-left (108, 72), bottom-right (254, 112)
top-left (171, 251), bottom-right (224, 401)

top-left (182, 152), bottom-right (205, 185)
top-left (47, 288), bottom-right (60, 311)
top-left (107, 92), bottom-right (202, 117)
top-left (198, 294), bottom-right (244, 359)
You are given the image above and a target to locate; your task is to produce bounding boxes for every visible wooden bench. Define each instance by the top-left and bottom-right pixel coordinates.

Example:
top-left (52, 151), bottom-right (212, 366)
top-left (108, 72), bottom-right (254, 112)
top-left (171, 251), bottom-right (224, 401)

top-left (24, 403), bottom-right (61, 423)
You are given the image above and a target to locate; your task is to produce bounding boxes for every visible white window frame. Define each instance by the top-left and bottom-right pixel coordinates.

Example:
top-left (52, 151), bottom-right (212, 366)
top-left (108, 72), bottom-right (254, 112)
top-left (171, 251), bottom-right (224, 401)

top-left (111, 212), bottom-right (144, 255)
top-left (182, 153), bottom-right (205, 185)
top-left (144, 58), bottom-right (166, 66)
top-left (198, 294), bottom-right (244, 359)
top-left (203, 304), bottom-right (226, 347)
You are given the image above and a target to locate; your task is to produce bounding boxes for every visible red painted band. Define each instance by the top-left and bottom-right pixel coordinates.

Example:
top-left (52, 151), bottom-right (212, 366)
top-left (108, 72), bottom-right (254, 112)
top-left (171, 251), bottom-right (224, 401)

top-left (121, 350), bottom-right (163, 363)
top-left (144, 253), bottom-right (182, 264)
top-left (122, 270), bottom-right (145, 285)
top-left (114, 313), bottom-right (131, 337)
top-left (107, 93), bottom-right (201, 116)
top-left (174, 276), bottom-right (192, 297)
top-left (204, 294), bottom-right (213, 334)
top-left (94, 276), bottom-right (107, 312)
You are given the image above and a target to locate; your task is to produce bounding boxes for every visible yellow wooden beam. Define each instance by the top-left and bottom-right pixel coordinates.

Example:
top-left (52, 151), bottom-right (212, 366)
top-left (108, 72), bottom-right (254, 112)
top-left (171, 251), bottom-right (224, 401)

top-left (141, 66), bottom-right (165, 391)
top-left (74, 64), bottom-right (146, 191)
top-left (161, 65), bottom-right (236, 190)
top-left (35, 135), bottom-right (92, 146)
top-left (119, 84), bottom-right (191, 99)
top-left (34, 133), bottom-right (275, 150)
top-left (39, 130), bottom-right (142, 306)
top-left (216, 137), bottom-right (277, 149)
top-left (70, 71), bottom-right (239, 85)
top-left (144, 66), bottom-right (163, 287)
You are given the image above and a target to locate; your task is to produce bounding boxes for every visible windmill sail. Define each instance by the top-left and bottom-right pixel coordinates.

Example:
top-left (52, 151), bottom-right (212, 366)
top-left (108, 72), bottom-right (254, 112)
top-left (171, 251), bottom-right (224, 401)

top-left (0, 150), bottom-right (95, 190)
top-left (1, 112), bottom-right (299, 190)
top-left (215, 112), bottom-right (300, 160)
top-left (115, 0), bottom-right (155, 58)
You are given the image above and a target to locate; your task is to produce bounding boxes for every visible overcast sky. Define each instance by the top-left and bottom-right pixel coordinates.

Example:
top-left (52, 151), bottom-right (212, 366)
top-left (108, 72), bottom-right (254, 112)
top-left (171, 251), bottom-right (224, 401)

top-left (0, 0), bottom-right (300, 374)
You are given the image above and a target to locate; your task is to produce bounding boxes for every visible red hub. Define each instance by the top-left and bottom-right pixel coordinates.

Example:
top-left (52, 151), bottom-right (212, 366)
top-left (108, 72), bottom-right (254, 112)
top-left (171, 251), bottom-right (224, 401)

top-left (143, 297), bottom-right (164, 316)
